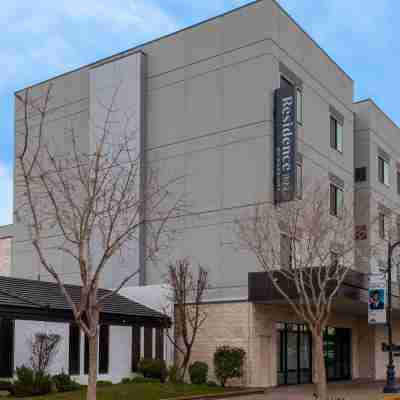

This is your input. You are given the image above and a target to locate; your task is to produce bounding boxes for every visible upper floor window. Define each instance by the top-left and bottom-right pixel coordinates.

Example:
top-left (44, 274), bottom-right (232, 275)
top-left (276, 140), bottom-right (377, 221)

top-left (296, 162), bottom-right (303, 199)
top-left (280, 234), bottom-right (293, 269)
top-left (378, 156), bottom-right (389, 186)
top-left (379, 212), bottom-right (386, 239)
top-left (330, 183), bottom-right (343, 217)
top-left (330, 251), bottom-right (340, 268)
top-left (296, 88), bottom-right (303, 124)
top-left (330, 116), bottom-right (343, 153)
top-left (280, 75), bottom-right (302, 124)
top-left (397, 171), bottom-right (400, 195)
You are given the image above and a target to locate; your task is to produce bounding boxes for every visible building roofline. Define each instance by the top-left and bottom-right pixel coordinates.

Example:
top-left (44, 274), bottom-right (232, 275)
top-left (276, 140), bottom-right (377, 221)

top-left (354, 98), bottom-right (400, 131)
top-left (16, 0), bottom-right (353, 94)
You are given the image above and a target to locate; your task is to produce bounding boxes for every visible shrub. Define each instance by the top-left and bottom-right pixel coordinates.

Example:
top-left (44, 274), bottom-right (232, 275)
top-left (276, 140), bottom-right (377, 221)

top-left (120, 377), bottom-right (132, 384)
top-left (11, 366), bottom-right (55, 397)
top-left (97, 380), bottom-right (113, 386)
top-left (138, 358), bottom-right (167, 383)
top-left (52, 372), bottom-right (81, 392)
top-left (207, 380), bottom-right (218, 387)
top-left (189, 361), bottom-right (208, 385)
top-left (213, 346), bottom-right (246, 387)
top-left (167, 364), bottom-right (181, 384)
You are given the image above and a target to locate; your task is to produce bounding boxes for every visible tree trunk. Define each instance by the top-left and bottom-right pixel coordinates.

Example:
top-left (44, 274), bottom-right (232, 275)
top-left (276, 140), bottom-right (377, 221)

top-left (87, 334), bottom-right (99, 400)
top-left (312, 332), bottom-right (327, 400)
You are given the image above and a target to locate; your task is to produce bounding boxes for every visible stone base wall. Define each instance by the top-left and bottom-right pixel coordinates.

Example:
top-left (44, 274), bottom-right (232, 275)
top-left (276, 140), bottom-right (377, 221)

top-left (177, 301), bottom-right (382, 387)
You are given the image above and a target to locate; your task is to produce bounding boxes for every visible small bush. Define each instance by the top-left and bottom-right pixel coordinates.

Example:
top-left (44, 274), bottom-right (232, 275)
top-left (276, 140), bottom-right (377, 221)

top-left (213, 345), bottom-right (246, 387)
top-left (189, 361), bottom-right (208, 385)
top-left (52, 372), bottom-right (81, 392)
top-left (120, 377), bottom-right (132, 384)
top-left (207, 380), bottom-right (218, 387)
top-left (167, 364), bottom-right (181, 384)
top-left (138, 358), bottom-right (167, 383)
top-left (97, 380), bottom-right (113, 386)
top-left (11, 366), bottom-right (54, 397)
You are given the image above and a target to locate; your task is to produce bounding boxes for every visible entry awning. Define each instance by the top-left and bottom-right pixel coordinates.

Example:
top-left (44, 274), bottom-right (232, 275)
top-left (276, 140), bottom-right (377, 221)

top-left (0, 276), bottom-right (169, 327)
top-left (248, 270), bottom-right (400, 318)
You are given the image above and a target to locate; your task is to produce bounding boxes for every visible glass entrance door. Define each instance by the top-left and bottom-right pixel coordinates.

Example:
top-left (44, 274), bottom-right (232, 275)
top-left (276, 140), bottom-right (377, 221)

top-left (277, 323), bottom-right (351, 385)
top-left (277, 323), bottom-right (312, 385)
top-left (324, 327), bottom-right (351, 381)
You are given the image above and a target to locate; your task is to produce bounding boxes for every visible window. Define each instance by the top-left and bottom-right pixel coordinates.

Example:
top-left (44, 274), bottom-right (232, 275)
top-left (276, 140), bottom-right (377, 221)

top-left (355, 167), bottom-right (367, 182)
top-left (155, 328), bottom-right (164, 360)
top-left (296, 88), bottom-right (303, 123)
top-left (84, 335), bottom-right (89, 375)
top-left (330, 252), bottom-right (339, 268)
top-left (132, 326), bottom-right (141, 372)
top-left (69, 324), bottom-right (80, 375)
top-left (0, 318), bottom-right (14, 378)
top-left (144, 327), bottom-right (153, 359)
top-left (378, 156), bottom-right (389, 185)
top-left (296, 162), bottom-right (303, 199)
top-left (379, 213), bottom-right (386, 239)
top-left (397, 171), bottom-right (400, 195)
top-left (330, 116), bottom-right (343, 152)
top-left (330, 184), bottom-right (344, 217)
top-left (98, 325), bottom-right (109, 374)
top-left (280, 234), bottom-right (293, 269)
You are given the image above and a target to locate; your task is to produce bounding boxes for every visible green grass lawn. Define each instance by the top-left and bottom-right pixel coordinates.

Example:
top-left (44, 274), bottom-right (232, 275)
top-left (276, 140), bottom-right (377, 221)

top-left (18, 382), bottom-right (226, 400)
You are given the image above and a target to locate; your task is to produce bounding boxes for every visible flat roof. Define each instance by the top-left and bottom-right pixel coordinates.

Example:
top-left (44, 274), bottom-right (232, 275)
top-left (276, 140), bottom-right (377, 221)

top-left (17, 0), bottom-right (353, 93)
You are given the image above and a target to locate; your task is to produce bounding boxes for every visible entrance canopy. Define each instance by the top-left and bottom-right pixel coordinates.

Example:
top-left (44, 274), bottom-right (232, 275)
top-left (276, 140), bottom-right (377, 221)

top-left (248, 270), bottom-right (400, 318)
top-left (0, 276), bottom-right (169, 327)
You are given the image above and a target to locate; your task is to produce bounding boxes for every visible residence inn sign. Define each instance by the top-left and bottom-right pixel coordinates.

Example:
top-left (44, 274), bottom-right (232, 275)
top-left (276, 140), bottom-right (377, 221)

top-left (274, 86), bottom-right (297, 203)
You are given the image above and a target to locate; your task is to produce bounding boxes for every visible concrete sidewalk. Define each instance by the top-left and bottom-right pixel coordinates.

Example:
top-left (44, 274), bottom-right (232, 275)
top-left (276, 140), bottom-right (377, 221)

top-left (223, 381), bottom-right (395, 400)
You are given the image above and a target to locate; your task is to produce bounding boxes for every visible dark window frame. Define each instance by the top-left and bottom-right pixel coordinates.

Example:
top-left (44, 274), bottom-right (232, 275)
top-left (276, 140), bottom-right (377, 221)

top-left (330, 183), bottom-right (343, 217)
top-left (132, 326), bottom-right (141, 372)
top-left (0, 318), bottom-right (14, 378)
top-left (379, 212), bottom-right (386, 239)
top-left (144, 326), bottom-right (153, 359)
top-left (330, 116), bottom-right (343, 153)
top-left (98, 325), bottom-right (110, 374)
top-left (378, 156), bottom-right (389, 186)
top-left (68, 324), bottom-right (81, 376)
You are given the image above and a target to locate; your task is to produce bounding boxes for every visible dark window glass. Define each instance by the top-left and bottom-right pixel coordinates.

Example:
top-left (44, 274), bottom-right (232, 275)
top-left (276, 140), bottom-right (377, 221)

top-left (296, 163), bottom-right (303, 199)
top-left (0, 319), bottom-right (14, 378)
top-left (155, 328), bottom-right (164, 360)
top-left (331, 252), bottom-right (339, 268)
top-left (330, 184), bottom-right (343, 217)
top-left (280, 234), bottom-right (292, 269)
top-left (132, 326), bottom-right (141, 372)
top-left (378, 156), bottom-right (389, 185)
top-left (379, 213), bottom-right (385, 239)
top-left (355, 167), bottom-right (367, 182)
top-left (99, 325), bottom-right (109, 374)
top-left (84, 335), bottom-right (89, 375)
top-left (397, 172), bottom-right (400, 195)
top-left (69, 324), bottom-right (80, 375)
top-left (144, 327), bottom-right (153, 359)
top-left (280, 75), bottom-right (294, 91)
top-left (330, 116), bottom-right (343, 152)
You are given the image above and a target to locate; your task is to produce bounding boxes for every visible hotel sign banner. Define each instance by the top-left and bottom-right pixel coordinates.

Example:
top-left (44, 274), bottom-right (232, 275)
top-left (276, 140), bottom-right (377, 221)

top-left (274, 86), bottom-right (297, 204)
top-left (368, 273), bottom-right (387, 325)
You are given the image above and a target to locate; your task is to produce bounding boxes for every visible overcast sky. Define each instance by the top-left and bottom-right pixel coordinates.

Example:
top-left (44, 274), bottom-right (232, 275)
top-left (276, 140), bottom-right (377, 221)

top-left (1, 0), bottom-right (399, 225)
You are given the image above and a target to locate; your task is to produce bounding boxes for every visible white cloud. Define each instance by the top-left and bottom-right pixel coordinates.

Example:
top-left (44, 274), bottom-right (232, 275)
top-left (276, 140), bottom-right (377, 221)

top-left (0, 162), bottom-right (13, 226)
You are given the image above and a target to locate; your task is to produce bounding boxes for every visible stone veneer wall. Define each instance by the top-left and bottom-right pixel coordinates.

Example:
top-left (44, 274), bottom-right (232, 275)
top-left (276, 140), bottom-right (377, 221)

top-left (182, 301), bottom-right (377, 387)
top-left (0, 237), bottom-right (11, 275)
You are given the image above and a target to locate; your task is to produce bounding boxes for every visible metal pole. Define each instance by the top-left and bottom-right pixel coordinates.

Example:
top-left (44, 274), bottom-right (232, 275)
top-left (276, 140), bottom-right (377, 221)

top-left (384, 241), bottom-right (400, 393)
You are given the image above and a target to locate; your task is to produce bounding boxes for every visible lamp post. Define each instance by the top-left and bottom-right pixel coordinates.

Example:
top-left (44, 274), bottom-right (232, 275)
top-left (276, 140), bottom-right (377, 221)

top-left (383, 240), bottom-right (400, 393)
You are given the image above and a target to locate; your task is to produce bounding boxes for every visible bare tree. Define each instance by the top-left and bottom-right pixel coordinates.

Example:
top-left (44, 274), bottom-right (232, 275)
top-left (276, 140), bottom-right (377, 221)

top-left (29, 333), bottom-right (61, 375)
top-left (15, 84), bottom-right (183, 400)
top-left (164, 259), bottom-right (208, 381)
top-left (237, 184), bottom-right (371, 400)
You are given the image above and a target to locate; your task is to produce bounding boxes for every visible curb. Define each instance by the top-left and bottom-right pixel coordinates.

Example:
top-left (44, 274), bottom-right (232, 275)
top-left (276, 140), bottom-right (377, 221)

top-left (161, 388), bottom-right (265, 400)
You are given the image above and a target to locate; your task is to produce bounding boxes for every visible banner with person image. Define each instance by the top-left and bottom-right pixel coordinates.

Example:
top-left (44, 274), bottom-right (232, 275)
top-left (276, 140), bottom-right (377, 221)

top-left (368, 273), bottom-right (387, 325)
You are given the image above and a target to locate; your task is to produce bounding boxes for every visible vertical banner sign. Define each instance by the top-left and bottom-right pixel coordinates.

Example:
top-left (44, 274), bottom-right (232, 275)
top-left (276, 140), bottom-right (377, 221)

top-left (274, 86), bottom-right (297, 204)
top-left (368, 273), bottom-right (387, 325)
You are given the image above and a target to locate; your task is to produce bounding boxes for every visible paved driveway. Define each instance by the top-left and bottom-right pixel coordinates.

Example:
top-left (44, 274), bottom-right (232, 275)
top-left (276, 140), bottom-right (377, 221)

top-left (223, 381), bottom-right (391, 400)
